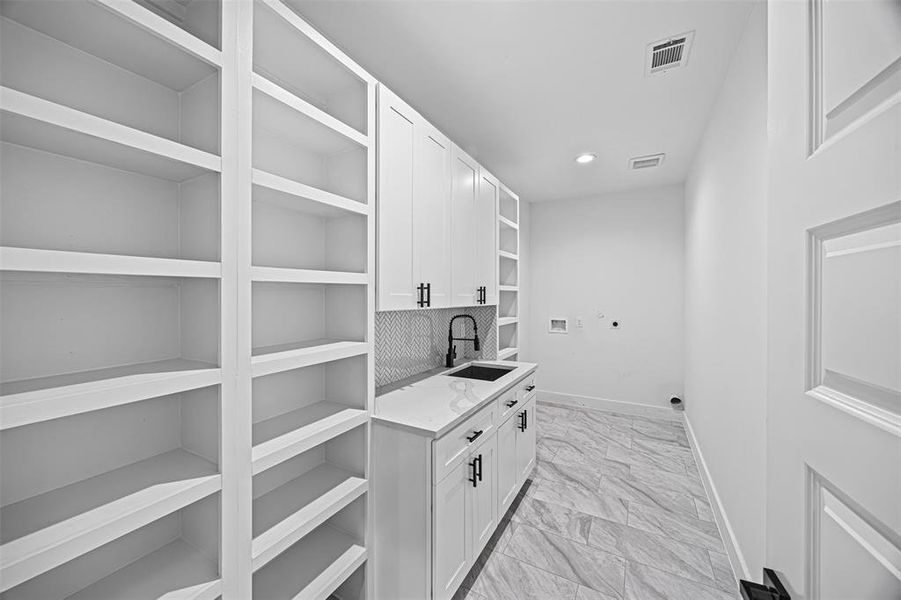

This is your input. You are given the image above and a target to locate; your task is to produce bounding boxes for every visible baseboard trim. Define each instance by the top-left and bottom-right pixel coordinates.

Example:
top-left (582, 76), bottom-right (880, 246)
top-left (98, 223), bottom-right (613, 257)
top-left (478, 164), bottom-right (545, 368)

top-left (682, 411), bottom-right (751, 581)
top-left (538, 389), bottom-right (681, 422)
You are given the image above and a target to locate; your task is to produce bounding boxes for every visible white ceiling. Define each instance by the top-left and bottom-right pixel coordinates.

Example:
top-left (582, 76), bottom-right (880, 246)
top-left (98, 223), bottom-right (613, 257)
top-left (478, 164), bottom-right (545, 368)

top-left (289, 0), bottom-right (756, 202)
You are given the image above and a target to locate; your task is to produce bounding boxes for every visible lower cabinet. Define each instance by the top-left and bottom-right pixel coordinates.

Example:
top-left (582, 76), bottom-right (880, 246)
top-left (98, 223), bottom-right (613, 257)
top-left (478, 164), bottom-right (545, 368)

top-left (433, 433), bottom-right (496, 600)
top-left (433, 459), bottom-right (470, 600)
top-left (371, 368), bottom-right (537, 600)
top-left (515, 396), bottom-right (537, 483)
top-left (497, 394), bottom-right (537, 518)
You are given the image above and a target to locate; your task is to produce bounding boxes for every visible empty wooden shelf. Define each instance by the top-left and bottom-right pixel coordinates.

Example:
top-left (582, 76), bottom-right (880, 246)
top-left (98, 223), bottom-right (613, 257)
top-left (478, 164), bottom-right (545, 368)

top-left (0, 247), bottom-right (221, 279)
top-left (65, 539), bottom-right (221, 600)
top-left (251, 340), bottom-right (369, 378)
top-left (0, 88), bottom-right (220, 182)
top-left (0, 358), bottom-right (219, 430)
top-left (252, 524), bottom-right (366, 600)
top-left (252, 463), bottom-right (367, 570)
top-left (0, 449), bottom-right (220, 591)
top-left (252, 401), bottom-right (368, 474)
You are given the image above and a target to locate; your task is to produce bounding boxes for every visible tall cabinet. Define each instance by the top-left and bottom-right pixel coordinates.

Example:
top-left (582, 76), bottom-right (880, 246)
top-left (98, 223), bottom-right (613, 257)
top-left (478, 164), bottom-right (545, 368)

top-left (0, 1), bottom-right (374, 599)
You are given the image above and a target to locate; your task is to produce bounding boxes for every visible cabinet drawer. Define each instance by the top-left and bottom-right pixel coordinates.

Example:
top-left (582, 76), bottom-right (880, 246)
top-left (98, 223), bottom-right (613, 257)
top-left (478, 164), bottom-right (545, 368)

top-left (496, 388), bottom-right (520, 424)
top-left (433, 403), bottom-right (495, 484)
top-left (517, 373), bottom-right (537, 403)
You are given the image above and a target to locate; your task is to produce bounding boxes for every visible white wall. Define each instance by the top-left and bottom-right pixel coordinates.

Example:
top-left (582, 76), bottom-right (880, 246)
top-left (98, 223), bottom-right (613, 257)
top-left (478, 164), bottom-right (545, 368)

top-left (683, 4), bottom-right (767, 579)
top-left (528, 184), bottom-right (684, 408)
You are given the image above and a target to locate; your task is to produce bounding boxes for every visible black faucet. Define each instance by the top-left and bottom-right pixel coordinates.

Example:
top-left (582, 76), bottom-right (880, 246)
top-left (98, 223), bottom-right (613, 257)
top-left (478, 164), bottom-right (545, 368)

top-left (446, 314), bottom-right (480, 368)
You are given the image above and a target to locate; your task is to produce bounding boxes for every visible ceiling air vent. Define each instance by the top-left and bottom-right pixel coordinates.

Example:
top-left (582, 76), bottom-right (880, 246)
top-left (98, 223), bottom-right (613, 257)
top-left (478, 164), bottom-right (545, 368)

top-left (646, 31), bottom-right (694, 75)
top-left (629, 153), bottom-right (665, 170)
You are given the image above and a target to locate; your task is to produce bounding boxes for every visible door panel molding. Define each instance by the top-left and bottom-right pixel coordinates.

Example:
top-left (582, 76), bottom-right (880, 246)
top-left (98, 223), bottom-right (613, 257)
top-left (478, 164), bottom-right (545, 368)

top-left (808, 0), bottom-right (901, 155)
top-left (806, 200), bottom-right (901, 437)
top-left (806, 467), bottom-right (901, 599)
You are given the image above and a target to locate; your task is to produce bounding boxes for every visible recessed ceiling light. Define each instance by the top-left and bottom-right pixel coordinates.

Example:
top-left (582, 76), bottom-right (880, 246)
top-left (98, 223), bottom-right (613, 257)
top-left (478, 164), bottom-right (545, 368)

top-left (575, 153), bottom-right (597, 164)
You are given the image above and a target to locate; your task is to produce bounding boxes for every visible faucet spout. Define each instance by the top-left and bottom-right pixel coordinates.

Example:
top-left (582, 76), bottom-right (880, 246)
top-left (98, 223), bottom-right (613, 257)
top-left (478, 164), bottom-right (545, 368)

top-left (446, 314), bottom-right (480, 368)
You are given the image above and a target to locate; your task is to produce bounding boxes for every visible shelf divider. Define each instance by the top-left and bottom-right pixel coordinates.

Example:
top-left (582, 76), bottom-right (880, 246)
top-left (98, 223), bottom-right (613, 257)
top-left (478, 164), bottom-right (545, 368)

top-left (0, 247), bottom-right (221, 279)
top-left (252, 169), bottom-right (369, 217)
top-left (0, 359), bottom-right (220, 431)
top-left (251, 266), bottom-right (367, 285)
top-left (251, 340), bottom-right (369, 378)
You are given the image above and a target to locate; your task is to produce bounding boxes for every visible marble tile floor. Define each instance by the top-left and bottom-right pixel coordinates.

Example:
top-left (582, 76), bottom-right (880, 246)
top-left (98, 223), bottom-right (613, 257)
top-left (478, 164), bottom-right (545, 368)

top-left (453, 402), bottom-right (740, 600)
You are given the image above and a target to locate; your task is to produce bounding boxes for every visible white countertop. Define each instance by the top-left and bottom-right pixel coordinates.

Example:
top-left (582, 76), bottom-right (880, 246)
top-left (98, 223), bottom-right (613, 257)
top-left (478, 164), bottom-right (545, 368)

top-left (372, 360), bottom-right (538, 438)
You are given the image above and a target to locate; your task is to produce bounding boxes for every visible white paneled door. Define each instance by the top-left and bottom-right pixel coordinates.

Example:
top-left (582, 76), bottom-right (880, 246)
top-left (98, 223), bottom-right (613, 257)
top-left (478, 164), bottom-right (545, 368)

top-left (766, 0), bottom-right (900, 597)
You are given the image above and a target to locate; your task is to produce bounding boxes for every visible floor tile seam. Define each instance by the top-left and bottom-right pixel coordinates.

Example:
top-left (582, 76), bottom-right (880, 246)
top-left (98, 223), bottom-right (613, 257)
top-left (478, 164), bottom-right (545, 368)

top-left (626, 517), bottom-right (726, 555)
top-left (624, 558), bottom-right (738, 600)
top-left (498, 545), bottom-right (617, 599)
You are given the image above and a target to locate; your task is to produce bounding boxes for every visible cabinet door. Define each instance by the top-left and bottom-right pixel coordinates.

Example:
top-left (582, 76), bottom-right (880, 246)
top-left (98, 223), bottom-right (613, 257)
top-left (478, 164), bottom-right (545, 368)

top-left (496, 412), bottom-right (519, 519)
top-left (450, 145), bottom-right (478, 307)
top-left (476, 171), bottom-right (498, 306)
top-left (468, 435), bottom-right (497, 559)
top-left (377, 86), bottom-right (416, 310)
top-left (515, 398), bottom-right (537, 483)
top-left (433, 460), bottom-right (470, 600)
top-left (413, 123), bottom-right (451, 308)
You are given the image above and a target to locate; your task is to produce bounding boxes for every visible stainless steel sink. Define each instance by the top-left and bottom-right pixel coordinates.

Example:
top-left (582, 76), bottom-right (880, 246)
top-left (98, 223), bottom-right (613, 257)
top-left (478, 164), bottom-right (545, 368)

top-left (447, 364), bottom-right (515, 382)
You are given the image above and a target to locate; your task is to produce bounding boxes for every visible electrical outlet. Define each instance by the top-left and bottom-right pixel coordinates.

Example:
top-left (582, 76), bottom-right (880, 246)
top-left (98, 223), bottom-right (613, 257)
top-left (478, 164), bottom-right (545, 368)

top-left (576, 317), bottom-right (584, 328)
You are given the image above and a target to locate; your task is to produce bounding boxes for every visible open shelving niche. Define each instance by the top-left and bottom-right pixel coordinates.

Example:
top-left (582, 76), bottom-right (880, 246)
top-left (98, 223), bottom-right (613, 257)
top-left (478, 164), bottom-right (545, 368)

top-left (243, 0), bottom-right (375, 598)
top-left (496, 184), bottom-right (521, 362)
top-left (0, 0), bottom-right (228, 598)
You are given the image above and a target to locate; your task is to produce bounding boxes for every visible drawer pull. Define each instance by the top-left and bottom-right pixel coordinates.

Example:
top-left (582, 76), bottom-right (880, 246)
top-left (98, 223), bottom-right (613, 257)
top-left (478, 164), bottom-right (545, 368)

top-left (466, 429), bottom-right (483, 443)
top-left (518, 411), bottom-right (527, 432)
top-left (469, 454), bottom-right (482, 487)
top-left (505, 399), bottom-right (518, 408)
top-left (525, 384), bottom-right (536, 392)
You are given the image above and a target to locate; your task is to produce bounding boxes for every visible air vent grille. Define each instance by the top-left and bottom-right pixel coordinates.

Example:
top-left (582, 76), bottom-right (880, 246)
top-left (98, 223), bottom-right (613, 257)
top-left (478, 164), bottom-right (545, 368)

top-left (652, 39), bottom-right (685, 70)
top-left (629, 154), bottom-right (665, 170)
top-left (646, 31), bottom-right (694, 75)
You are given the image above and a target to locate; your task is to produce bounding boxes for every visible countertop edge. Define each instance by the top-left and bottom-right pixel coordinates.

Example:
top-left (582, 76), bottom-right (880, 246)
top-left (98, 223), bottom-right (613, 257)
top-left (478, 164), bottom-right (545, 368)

top-left (372, 362), bottom-right (537, 438)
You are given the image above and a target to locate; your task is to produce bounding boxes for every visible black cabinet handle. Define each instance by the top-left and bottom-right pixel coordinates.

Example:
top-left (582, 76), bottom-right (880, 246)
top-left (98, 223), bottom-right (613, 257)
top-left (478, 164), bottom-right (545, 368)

top-left (477, 286), bottom-right (486, 304)
top-left (525, 384), bottom-right (535, 392)
top-left (425, 282), bottom-right (431, 307)
top-left (476, 454), bottom-right (483, 481)
top-left (505, 398), bottom-right (518, 408)
top-left (416, 283), bottom-right (426, 307)
top-left (518, 411), bottom-right (526, 432)
top-left (466, 429), bottom-right (483, 443)
top-left (469, 457), bottom-right (478, 487)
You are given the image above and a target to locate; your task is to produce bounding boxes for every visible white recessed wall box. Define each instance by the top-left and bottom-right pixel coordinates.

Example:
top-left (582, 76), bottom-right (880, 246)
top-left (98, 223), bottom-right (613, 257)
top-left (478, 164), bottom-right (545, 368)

top-left (549, 318), bottom-right (569, 334)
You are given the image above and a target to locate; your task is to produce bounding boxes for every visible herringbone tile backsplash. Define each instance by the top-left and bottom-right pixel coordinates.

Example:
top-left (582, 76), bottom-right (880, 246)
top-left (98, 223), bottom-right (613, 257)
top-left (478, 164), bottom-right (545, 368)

top-left (375, 306), bottom-right (497, 387)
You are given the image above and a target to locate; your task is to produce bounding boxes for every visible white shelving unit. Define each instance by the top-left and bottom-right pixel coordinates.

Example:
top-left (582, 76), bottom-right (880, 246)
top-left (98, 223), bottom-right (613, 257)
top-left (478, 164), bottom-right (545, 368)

top-left (497, 184), bottom-right (521, 362)
top-left (242, 1), bottom-right (375, 599)
top-left (1, 1), bottom-right (227, 597)
top-left (0, 0), bottom-right (374, 598)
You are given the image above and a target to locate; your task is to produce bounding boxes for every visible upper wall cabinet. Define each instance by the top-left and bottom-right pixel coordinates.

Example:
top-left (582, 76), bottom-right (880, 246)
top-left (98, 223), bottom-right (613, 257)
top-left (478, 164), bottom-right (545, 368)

top-left (450, 145), bottom-right (479, 307)
top-left (377, 85), bottom-right (505, 311)
top-left (477, 171), bottom-right (499, 306)
top-left (377, 85), bottom-right (450, 310)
